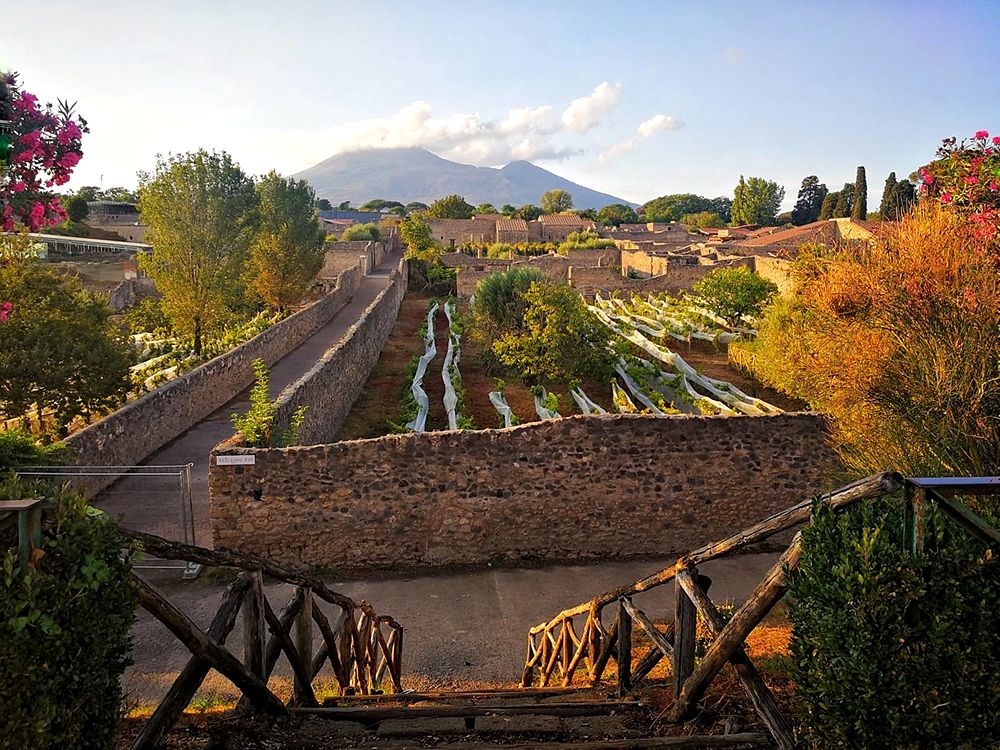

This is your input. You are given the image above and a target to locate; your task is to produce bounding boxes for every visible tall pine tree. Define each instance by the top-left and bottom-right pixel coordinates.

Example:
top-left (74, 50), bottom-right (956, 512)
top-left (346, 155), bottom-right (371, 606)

top-left (791, 176), bottom-right (828, 225)
top-left (833, 183), bottom-right (853, 218)
top-left (851, 166), bottom-right (867, 219)
top-left (879, 172), bottom-right (899, 220)
top-left (895, 179), bottom-right (916, 217)
top-left (819, 192), bottom-right (838, 220)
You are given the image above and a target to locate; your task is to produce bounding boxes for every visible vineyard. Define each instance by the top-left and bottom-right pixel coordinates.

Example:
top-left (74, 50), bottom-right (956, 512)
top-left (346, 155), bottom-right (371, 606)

top-left (336, 289), bottom-right (801, 441)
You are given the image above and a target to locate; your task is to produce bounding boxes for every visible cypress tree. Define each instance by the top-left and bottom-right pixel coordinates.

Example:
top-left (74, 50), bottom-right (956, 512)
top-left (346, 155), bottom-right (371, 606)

top-left (792, 176), bottom-right (828, 225)
top-left (879, 172), bottom-right (899, 220)
top-left (895, 179), bottom-right (916, 217)
top-left (819, 192), bottom-right (838, 220)
top-left (851, 166), bottom-right (868, 219)
top-left (833, 183), bottom-right (853, 218)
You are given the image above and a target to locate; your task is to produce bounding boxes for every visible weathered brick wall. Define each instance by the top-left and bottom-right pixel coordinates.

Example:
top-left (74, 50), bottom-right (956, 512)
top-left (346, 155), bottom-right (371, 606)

top-left (268, 258), bottom-right (408, 444)
top-left (210, 412), bottom-right (840, 570)
top-left (568, 265), bottom-right (711, 297)
top-left (566, 247), bottom-right (621, 268)
top-left (65, 263), bottom-right (363, 495)
top-left (753, 255), bottom-right (796, 295)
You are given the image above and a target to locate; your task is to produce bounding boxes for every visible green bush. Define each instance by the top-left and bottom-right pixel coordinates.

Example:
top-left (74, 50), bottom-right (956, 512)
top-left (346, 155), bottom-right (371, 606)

top-left (0, 480), bottom-right (136, 749)
top-left (788, 498), bottom-right (1000, 749)
top-left (339, 223), bottom-right (380, 241)
top-left (0, 429), bottom-right (63, 471)
top-left (692, 266), bottom-right (778, 326)
top-left (231, 359), bottom-right (306, 447)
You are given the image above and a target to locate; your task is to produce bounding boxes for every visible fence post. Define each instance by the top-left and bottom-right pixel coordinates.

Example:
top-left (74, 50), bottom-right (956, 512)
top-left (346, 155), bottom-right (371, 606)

top-left (243, 571), bottom-right (265, 680)
top-left (294, 588), bottom-right (313, 704)
top-left (903, 482), bottom-right (926, 555)
top-left (673, 569), bottom-right (697, 698)
top-left (616, 598), bottom-right (632, 696)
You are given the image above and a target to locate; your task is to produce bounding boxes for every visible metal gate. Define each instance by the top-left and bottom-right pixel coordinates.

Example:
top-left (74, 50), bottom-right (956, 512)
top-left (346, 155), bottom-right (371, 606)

top-left (16, 464), bottom-right (200, 578)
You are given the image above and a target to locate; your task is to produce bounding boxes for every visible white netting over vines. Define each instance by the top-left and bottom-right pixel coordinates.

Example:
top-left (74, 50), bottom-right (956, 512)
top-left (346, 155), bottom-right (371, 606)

top-left (442, 299), bottom-right (464, 430)
top-left (406, 302), bottom-right (439, 432)
top-left (533, 387), bottom-right (562, 420)
top-left (570, 386), bottom-right (606, 414)
top-left (489, 391), bottom-right (517, 427)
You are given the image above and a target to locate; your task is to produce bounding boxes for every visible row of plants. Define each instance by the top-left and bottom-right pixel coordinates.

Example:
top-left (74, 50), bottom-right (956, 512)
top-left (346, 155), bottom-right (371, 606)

top-left (442, 298), bottom-right (474, 430)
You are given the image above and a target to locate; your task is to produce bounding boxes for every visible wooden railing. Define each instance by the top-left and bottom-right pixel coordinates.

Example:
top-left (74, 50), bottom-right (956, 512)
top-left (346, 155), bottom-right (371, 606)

top-left (522, 471), bottom-right (908, 750)
top-left (125, 531), bottom-right (403, 750)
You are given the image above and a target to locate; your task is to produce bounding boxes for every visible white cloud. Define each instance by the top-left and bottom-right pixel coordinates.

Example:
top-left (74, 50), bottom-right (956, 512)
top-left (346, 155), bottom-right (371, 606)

top-left (561, 81), bottom-right (622, 133)
top-left (598, 113), bottom-right (683, 165)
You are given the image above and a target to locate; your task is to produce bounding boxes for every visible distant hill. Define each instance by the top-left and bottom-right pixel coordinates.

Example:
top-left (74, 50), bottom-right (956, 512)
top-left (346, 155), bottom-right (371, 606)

top-left (292, 148), bottom-right (634, 210)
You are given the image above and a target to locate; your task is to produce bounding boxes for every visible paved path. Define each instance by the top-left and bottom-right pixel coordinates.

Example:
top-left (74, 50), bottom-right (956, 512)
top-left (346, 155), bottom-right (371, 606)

top-left (127, 551), bottom-right (781, 704)
top-left (99, 254), bottom-right (400, 547)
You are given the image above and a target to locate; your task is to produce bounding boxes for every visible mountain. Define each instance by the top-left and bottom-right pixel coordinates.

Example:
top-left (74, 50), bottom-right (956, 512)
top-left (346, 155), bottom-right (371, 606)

top-left (292, 148), bottom-right (635, 209)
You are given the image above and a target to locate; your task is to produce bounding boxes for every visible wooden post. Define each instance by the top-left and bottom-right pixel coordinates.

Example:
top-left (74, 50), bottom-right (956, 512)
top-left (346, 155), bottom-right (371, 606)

top-left (616, 599), bottom-right (632, 696)
top-left (903, 483), bottom-right (926, 555)
top-left (294, 587), bottom-right (314, 705)
top-left (243, 571), bottom-right (265, 679)
top-left (673, 569), bottom-right (697, 699)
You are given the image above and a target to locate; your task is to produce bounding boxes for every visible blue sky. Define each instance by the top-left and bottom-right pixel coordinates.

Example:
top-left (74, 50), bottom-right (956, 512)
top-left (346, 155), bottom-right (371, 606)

top-left (4, 1), bottom-right (999, 208)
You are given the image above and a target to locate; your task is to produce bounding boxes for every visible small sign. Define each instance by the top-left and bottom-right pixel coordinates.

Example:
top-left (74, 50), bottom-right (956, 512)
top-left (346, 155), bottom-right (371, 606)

top-left (216, 455), bottom-right (255, 466)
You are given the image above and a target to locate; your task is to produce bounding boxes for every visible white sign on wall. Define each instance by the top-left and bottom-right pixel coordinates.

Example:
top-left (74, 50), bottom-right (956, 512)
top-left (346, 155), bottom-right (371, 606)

top-left (215, 455), bottom-right (256, 466)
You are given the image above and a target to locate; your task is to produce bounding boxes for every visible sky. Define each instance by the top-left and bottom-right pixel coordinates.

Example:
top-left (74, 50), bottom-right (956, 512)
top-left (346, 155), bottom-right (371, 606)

top-left (4, 0), bottom-right (1000, 208)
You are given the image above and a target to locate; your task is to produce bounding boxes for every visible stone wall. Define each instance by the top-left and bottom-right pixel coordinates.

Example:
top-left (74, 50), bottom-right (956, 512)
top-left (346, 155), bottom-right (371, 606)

top-left (266, 258), bottom-right (408, 444)
top-left (753, 255), bottom-right (796, 296)
top-left (65, 263), bottom-right (363, 495)
top-left (210, 412), bottom-right (840, 570)
top-left (568, 265), bottom-right (712, 298)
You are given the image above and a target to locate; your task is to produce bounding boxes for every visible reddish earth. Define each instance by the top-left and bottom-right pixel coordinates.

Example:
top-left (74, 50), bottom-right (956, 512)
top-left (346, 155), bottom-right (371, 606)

top-left (337, 291), bottom-right (807, 441)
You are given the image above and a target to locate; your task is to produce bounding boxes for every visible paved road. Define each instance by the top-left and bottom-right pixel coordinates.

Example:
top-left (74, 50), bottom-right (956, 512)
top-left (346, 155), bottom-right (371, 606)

top-left (99, 254), bottom-right (400, 548)
top-left (127, 551), bottom-right (781, 705)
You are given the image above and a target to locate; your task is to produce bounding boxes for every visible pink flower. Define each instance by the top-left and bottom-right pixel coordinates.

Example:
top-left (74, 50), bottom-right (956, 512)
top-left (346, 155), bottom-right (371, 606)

top-left (990, 181), bottom-right (1000, 192)
top-left (965, 176), bottom-right (979, 185)
top-left (921, 170), bottom-right (934, 185)
top-left (13, 92), bottom-right (38, 112)
top-left (57, 120), bottom-right (83, 144)
top-left (0, 302), bottom-right (12, 323)
top-left (940, 192), bottom-right (952, 204)
top-left (11, 181), bottom-right (27, 193)
top-left (975, 130), bottom-right (990, 139)
top-left (56, 151), bottom-right (81, 169)
top-left (993, 136), bottom-right (1000, 146)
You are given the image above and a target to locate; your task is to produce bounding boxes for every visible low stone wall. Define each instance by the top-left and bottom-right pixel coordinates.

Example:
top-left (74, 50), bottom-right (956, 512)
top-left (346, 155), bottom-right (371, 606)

top-left (568, 265), bottom-right (712, 298)
top-left (210, 412), bottom-right (840, 570)
top-left (753, 255), bottom-right (795, 295)
top-left (65, 263), bottom-right (363, 495)
top-left (268, 258), bottom-right (408, 444)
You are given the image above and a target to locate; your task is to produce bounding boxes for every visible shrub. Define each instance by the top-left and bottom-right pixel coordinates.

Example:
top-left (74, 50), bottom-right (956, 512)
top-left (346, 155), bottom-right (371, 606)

top-left (788, 498), bottom-right (999, 749)
top-left (692, 266), bottom-right (778, 326)
top-left (124, 297), bottom-right (172, 335)
top-left (340, 222), bottom-right (380, 242)
top-left (0, 428), bottom-right (63, 471)
top-left (0, 478), bottom-right (136, 749)
top-left (231, 359), bottom-right (306, 447)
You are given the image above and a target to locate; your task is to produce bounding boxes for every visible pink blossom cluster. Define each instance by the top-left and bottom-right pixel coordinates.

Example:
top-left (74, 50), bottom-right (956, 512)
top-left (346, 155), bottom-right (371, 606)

top-left (0, 301), bottom-right (11, 322)
top-left (918, 130), bottom-right (1000, 241)
top-left (1, 71), bottom-right (87, 231)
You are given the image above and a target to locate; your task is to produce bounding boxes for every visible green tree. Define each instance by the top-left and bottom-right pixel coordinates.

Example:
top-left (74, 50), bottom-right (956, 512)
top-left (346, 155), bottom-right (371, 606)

top-left (0, 263), bottom-right (134, 429)
top-left (99, 186), bottom-right (138, 203)
top-left (360, 199), bottom-right (403, 212)
top-left (426, 194), bottom-right (475, 219)
top-left (64, 194), bottom-right (89, 223)
top-left (879, 172), bottom-right (899, 219)
top-left (833, 182), bottom-right (853, 218)
top-left (337, 201), bottom-right (352, 210)
top-left (399, 212), bottom-right (439, 262)
top-left (540, 189), bottom-right (573, 214)
top-left (474, 203), bottom-right (498, 215)
top-left (513, 203), bottom-right (542, 221)
top-left (597, 203), bottom-right (638, 226)
top-left (851, 166), bottom-right (868, 219)
top-left (404, 201), bottom-right (429, 214)
top-left (340, 223), bottom-right (380, 241)
top-left (577, 208), bottom-right (599, 221)
top-left (791, 175), bottom-right (828, 225)
top-left (470, 266), bottom-right (547, 349)
top-left (500, 203), bottom-right (516, 216)
top-left (640, 194), bottom-right (710, 222)
top-left (315, 198), bottom-right (333, 211)
top-left (895, 179), bottom-right (916, 217)
top-left (731, 176), bottom-right (785, 226)
top-left (818, 191), bottom-right (838, 220)
top-left (692, 266), bottom-right (778, 326)
top-left (247, 171), bottom-right (325, 311)
top-left (138, 149), bottom-right (259, 354)
top-left (679, 211), bottom-right (726, 228)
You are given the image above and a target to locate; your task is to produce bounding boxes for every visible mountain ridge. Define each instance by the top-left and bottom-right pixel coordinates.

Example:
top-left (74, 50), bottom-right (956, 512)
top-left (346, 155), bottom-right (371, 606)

top-left (292, 147), bottom-right (635, 209)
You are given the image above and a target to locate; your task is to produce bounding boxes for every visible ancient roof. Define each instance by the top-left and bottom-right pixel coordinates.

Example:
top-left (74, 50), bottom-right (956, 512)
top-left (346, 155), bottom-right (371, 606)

top-left (538, 214), bottom-right (585, 225)
top-left (496, 218), bottom-right (528, 232)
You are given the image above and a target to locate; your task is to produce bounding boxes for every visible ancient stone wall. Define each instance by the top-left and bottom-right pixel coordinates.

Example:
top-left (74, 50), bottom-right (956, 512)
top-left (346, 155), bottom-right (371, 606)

top-left (568, 265), bottom-right (712, 298)
top-left (65, 263), bottom-right (363, 495)
top-left (752, 255), bottom-right (796, 295)
top-left (210, 412), bottom-right (840, 570)
top-left (267, 258), bottom-right (408, 444)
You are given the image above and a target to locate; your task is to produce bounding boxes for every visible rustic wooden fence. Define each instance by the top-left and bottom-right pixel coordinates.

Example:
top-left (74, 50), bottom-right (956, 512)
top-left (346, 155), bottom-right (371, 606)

top-left (124, 531), bottom-right (403, 750)
top-left (521, 472), bottom-right (907, 750)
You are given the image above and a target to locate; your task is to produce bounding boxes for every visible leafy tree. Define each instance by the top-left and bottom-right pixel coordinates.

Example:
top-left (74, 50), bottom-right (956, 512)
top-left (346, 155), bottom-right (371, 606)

top-left (247, 171), bottom-right (324, 311)
top-left (791, 175), bottom-right (828, 225)
top-left (851, 166), bottom-right (868, 219)
top-left (315, 198), bottom-right (332, 211)
top-left (680, 211), bottom-right (725, 228)
top-left (540, 189), bottom-right (573, 214)
top-left (641, 193), bottom-right (712, 222)
top-left (895, 179), bottom-right (916, 216)
top-left (470, 266), bottom-right (546, 347)
top-left (833, 182), bottom-right (853, 218)
top-left (0, 262), bottom-right (133, 429)
top-left (513, 203), bottom-right (542, 221)
top-left (426, 194), bottom-right (475, 219)
top-left (360, 199), bottom-right (403, 212)
top-left (75, 185), bottom-right (100, 202)
top-left (500, 204), bottom-right (516, 216)
top-left (340, 223), bottom-right (380, 241)
top-left (577, 208), bottom-right (599, 221)
top-left (138, 149), bottom-right (259, 354)
top-left (474, 203), bottom-right (498, 215)
top-left (818, 191), bottom-right (838, 220)
top-left (879, 172), bottom-right (899, 219)
top-left (337, 201), bottom-right (352, 210)
top-left (100, 186), bottom-right (138, 203)
top-left (692, 266), bottom-right (778, 326)
top-left (488, 280), bottom-right (616, 384)
top-left (399, 212), bottom-right (439, 262)
top-left (64, 194), bottom-right (89, 223)
top-left (707, 196), bottom-right (733, 223)
top-left (731, 176), bottom-right (785, 226)
top-left (597, 203), bottom-right (638, 226)
top-left (404, 201), bottom-right (429, 214)
top-left (231, 359), bottom-right (306, 447)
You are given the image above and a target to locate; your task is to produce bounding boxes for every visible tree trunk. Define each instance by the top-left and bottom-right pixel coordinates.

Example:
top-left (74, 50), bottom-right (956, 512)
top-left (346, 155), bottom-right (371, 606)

top-left (193, 314), bottom-right (202, 355)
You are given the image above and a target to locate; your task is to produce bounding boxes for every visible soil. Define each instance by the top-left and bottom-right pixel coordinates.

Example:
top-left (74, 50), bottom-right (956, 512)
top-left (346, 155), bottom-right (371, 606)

top-left (336, 290), bottom-right (808, 441)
